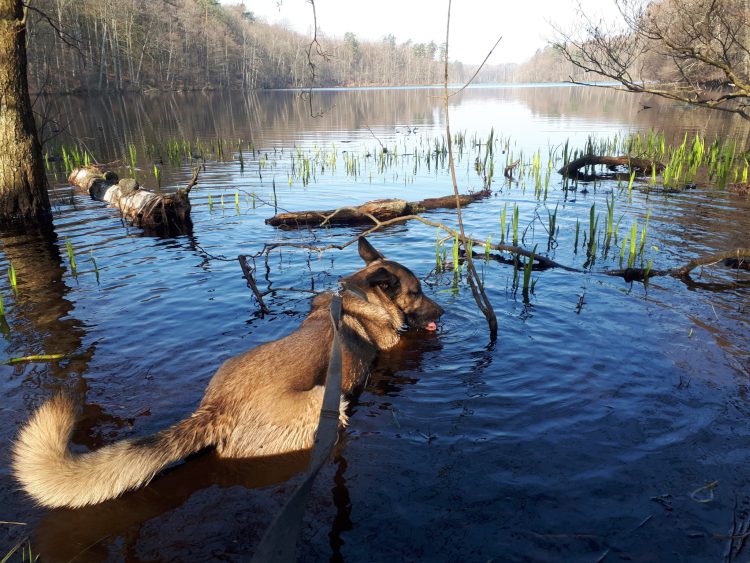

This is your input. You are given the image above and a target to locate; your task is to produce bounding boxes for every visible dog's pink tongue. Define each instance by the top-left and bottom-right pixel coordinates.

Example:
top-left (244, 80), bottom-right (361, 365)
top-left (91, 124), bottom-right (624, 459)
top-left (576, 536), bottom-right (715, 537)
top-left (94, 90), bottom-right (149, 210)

top-left (424, 321), bottom-right (438, 332)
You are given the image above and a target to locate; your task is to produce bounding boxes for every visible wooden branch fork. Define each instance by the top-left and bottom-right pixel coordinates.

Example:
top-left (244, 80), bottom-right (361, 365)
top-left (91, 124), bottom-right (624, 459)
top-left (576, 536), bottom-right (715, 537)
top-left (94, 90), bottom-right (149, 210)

top-left (68, 166), bottom-right (198, 234)
top-left (265, 189), bottom-right (491, 228)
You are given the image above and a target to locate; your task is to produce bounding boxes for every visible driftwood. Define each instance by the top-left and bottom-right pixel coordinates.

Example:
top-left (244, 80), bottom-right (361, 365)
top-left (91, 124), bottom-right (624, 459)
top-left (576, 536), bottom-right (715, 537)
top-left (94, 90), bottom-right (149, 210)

top-left (265, 190), bottom-right (491, 228)
top-left (559, 156), bottom-right (665, 178)
top-left (604, 249), bottom-right (750, 282)
top-left (68, 166), bottom-right (198, 234)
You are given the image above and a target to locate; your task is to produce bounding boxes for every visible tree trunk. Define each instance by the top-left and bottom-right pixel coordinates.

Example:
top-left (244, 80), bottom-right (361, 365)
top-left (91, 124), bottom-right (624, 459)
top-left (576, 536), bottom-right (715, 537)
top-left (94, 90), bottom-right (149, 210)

top-left (68, 166), bottom-right (196, 235)
top-left (0, 0), bottom-right (51, 226)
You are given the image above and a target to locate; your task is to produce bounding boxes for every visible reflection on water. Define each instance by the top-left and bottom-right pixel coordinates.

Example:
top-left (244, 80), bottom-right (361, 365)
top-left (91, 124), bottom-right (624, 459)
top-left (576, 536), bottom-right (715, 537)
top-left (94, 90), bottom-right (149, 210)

top-left (1, 84), bottom-right (749, 561)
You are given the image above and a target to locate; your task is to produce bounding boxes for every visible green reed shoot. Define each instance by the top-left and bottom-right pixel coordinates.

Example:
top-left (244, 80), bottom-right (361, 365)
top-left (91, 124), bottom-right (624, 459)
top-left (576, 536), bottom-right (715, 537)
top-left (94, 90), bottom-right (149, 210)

top-left (272, 178), bottom-right (278, 212)
top-left (8, 260), bottom-right (17, 294)
top-left (452, 235), bottom-right (460, 274)
top-left (90, 251), bottom-right (100, 284)
top-left (127, 144), bottom-right (137, 179)
top-left (574, 219), bottom-right (580, 253)
top-left (639, 208), bottom-right (651, 254)
top-left (65, 239), bottom-right (77, 275)
top-left (0, 289), bottom-right (4, 317)
top-left (512, 204), bottom-right (519, 246)
top-left (627, 170), bottom-right (635, 202)
top-left (628, 222), bottom-right (638, 267)
top-left (235, 191), bottom-right (240, 214)
top-left (586, 203), bottom-right (599, 265)
top-left (522, 244), bottom-right (537, 300)
top-left (499, 204), bottom-right (507, 244)
top-left (644, 258), bottom-right (654, 280)
top-left (435, 229), bottom-right (444, 270)
top-left (547, 203), bottom-right (558, 250)
top-left (153, 164), bottom-right (161, 189)
top-left (484, 235), bottom-right (492, 262)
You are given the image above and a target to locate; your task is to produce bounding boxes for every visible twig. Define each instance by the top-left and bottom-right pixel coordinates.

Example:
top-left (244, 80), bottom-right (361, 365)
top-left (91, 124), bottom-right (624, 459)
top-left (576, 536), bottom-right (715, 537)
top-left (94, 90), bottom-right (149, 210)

top-left (181, 167), bottom-right (200, 194)
top-left (443, 0), bottom-right (497, 341)
top-left (238, 255), bottom-right (270, 314)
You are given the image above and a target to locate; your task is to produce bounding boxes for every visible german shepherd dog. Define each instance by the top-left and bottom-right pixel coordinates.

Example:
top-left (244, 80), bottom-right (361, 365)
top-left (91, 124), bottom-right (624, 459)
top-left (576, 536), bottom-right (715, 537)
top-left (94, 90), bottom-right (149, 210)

top-left (12, 238), bottom-right (444, 509)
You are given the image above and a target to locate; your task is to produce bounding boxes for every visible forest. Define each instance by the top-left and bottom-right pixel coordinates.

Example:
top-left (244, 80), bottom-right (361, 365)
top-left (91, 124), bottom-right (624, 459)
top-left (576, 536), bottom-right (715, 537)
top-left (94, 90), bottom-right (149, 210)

top-left (25, 0), bottom-right (517, 93)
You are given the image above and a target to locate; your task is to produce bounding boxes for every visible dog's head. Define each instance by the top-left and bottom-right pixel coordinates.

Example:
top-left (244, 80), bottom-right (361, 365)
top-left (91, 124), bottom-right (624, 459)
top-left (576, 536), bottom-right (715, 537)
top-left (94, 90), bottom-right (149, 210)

top-left (341, 237), bottom-right (444, 333)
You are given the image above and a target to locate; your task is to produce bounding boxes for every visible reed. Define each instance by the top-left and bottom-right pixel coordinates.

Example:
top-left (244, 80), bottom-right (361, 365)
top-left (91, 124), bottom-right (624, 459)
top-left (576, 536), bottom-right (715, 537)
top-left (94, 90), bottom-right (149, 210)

top-left (8, 261), bottom-right (17, 294)
top-left (522, 244), bottom-right (537, 300)
top-left (127, 143), bottom-right (137, 179)
top-left (65, 239), bottom-right (77, 276)
top-left (90, 252), bottom-right (100, 284)
top-left (512, 204), bottom-right (519, 246)
top-left (547, 203), bottom-right (558, 250)
top-left (499, 204), bottom-right (507, 244)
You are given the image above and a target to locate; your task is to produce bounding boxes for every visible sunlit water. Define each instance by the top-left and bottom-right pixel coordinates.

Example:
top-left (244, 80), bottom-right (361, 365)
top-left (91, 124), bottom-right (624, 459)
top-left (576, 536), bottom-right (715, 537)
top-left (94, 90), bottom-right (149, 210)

top-left (1, 85), bottom-right (749, 561)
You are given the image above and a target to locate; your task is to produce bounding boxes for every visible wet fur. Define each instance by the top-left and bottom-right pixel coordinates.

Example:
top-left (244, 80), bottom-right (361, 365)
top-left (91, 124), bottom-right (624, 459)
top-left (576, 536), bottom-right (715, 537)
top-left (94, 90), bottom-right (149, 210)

top-left (12, 238), bottom-right (443, 509)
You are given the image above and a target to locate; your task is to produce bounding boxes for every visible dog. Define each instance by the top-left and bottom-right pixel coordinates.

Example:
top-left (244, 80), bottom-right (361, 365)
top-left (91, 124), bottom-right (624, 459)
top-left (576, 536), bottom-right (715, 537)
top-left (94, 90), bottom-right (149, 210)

top-left (12, 237), bottom-right (444, 509)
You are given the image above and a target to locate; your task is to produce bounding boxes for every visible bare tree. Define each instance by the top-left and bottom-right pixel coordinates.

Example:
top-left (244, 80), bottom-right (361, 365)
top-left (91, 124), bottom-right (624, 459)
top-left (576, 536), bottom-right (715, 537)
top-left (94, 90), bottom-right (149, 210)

top-left (554, 0), bottom-right (750, 120)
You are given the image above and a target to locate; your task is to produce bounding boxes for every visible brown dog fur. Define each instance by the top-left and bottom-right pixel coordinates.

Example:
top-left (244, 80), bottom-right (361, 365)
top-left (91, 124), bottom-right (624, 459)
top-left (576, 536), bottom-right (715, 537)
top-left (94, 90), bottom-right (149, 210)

top-left (12, 238), bottom-right (443, 509)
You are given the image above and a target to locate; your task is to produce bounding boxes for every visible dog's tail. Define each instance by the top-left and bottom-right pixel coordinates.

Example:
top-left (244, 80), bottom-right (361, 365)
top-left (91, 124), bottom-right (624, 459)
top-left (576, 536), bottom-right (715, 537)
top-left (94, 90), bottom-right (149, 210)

top-left (12, 395), bottom-right (215, 509)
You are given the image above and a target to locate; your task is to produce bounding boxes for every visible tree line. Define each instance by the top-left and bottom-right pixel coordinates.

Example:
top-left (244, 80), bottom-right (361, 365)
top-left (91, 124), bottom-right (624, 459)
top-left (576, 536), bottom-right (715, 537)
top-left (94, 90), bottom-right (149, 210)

top-left (25, 0), bottom-right (517, 93)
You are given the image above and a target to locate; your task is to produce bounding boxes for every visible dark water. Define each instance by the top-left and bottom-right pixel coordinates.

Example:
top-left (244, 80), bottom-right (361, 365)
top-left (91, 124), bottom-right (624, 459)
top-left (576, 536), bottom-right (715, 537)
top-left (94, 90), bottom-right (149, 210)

top-left (2, 85), bottom-right (750, 562)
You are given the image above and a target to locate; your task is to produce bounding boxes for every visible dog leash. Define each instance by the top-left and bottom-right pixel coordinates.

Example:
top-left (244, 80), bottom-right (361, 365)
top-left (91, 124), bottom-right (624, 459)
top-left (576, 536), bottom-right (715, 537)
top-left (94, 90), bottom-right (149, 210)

top-left (251, 291), bottom-right (344, 563)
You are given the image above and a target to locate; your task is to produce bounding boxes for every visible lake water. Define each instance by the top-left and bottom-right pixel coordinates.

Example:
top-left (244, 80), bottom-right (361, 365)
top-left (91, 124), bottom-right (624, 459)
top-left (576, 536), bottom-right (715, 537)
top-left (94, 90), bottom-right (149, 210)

top-left (2, 84), bottom-right (750, 562)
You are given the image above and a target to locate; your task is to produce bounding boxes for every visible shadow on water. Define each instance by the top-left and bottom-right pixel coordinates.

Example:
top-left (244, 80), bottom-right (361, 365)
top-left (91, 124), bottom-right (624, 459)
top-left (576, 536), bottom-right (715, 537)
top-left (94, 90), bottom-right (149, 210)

top-left (32, 450), bottom-right (310, 562)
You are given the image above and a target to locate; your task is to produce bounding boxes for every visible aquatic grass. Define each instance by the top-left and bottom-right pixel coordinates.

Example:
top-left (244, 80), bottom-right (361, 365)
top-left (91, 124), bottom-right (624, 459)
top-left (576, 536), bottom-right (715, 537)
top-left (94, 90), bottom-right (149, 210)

top-left (207, 192), bottom-right (214, 212)
top-left (628, 221), bottom-right (638, 267)
top-left (627, 170), bottom-right (635, 202)
top-left (127, 144), bottom-right (137, 179)
top-left (499, 204), bottom-right (507, 244)
top-left (90, 251), bottom-right (100, 284)
top-left (604, 192), bottom-right (615, 252)
top-left (639, 209), bottom-right (651, 255)
top-left (547, 203), bottom-right (558, 251)
top-left (235, 190), bottom-right (241, 215)
top-left (452, 235), bottom-right (460, 274)
top-left (65, 239), bottom-right (77, 276)
top-left (512, 204), bottom-right (519, 246)
top-left (8, 261), bottom-right (17, 294)
top-left (522, 244), bottom-right (537, 301)
top-left (153, 164), bottom-right (161, 189)
top-left (574, 219), bottom-right (580, 253)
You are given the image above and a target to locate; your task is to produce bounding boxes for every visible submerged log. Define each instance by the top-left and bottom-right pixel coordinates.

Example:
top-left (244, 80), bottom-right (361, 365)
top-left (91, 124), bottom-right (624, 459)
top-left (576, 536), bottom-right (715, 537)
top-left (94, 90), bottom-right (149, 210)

top-left (559, 155), bottom-right (665, 178)
top-left (265, 190), bottom-right (491, 228)
top-left (69, 167), bottom-right (197, 234)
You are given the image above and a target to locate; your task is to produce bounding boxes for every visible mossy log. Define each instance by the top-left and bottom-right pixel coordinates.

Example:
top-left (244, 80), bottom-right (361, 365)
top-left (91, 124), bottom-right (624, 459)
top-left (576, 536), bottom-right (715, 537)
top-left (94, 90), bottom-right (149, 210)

top-left (265, 190), bottom-right (491, 228)
top-left (68, 167), bottom-right (197, 234)
top-left (558, 155), bottom-right (665, 178)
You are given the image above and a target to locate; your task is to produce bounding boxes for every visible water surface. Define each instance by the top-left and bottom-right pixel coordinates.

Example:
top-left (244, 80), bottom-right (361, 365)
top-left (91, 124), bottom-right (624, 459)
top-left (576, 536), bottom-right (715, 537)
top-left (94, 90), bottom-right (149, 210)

top-left (2, 85), bottom-right (750, 561)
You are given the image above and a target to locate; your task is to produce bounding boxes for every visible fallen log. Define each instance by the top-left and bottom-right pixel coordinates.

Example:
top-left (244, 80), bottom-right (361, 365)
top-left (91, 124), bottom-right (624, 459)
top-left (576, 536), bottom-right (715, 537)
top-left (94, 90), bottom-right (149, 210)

top-left (265, 190), bottom-right (491, 228)
top-left (68, 166), bottom-right (198, 234)
top-left (558, 155), bottom-right (664, 178)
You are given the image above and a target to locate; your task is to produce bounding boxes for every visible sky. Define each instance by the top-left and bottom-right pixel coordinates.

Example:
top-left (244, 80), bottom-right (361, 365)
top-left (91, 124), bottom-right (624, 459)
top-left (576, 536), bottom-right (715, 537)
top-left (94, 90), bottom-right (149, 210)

top-left (220, 0), bottom-right (623, 65)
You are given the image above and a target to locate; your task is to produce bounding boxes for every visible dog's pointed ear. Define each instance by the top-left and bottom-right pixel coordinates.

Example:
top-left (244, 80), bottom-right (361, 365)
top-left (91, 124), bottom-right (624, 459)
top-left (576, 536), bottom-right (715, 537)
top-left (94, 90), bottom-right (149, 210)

top-left (358, 237), bottom-right (385, 264)
top-left (366, 267), bottom-right (399, 291)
